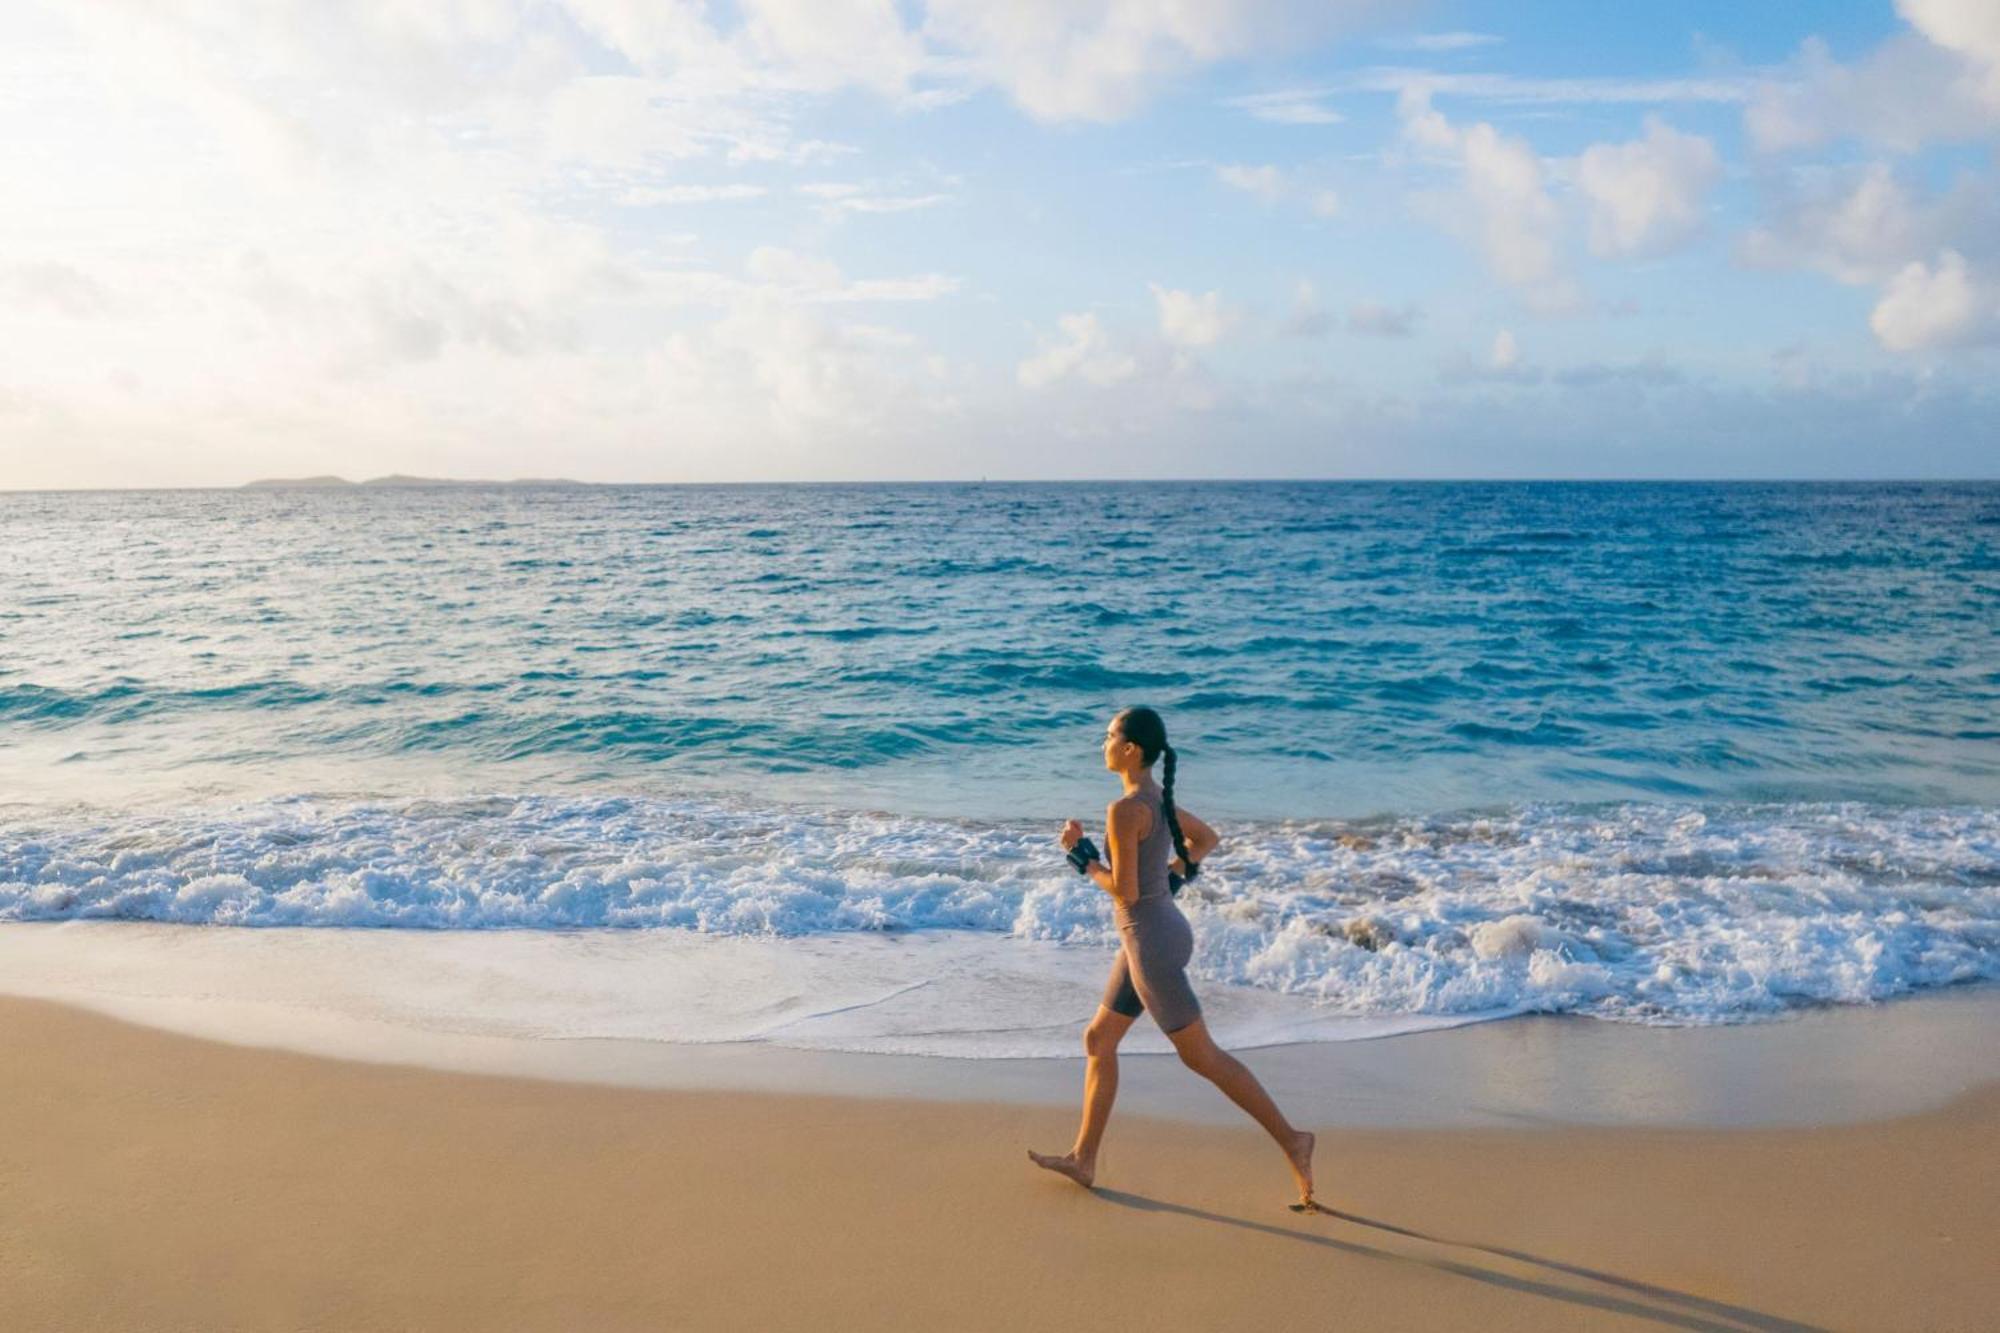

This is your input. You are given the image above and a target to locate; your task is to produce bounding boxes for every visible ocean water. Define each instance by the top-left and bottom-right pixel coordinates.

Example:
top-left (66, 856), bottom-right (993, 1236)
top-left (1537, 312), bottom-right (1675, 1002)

top-left (2, 481), bottom-right (1997, 1054)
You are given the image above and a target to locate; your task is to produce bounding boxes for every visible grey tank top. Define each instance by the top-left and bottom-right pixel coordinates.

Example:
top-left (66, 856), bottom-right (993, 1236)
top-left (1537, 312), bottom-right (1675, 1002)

top-left (1129, 787), bottom-right (1174, 904)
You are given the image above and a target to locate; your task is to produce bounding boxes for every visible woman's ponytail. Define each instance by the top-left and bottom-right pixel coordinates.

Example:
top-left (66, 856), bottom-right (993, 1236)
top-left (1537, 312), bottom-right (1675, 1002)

top-left (1161, 743), bottom-right (1198, 888)
top-left (1114, 706), bottom-right (1200, 894)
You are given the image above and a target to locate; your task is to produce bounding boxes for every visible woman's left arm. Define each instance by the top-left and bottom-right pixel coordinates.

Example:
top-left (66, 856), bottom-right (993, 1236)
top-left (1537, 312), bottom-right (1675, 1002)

top-left (1176, 806), bottom-right (1220, 864)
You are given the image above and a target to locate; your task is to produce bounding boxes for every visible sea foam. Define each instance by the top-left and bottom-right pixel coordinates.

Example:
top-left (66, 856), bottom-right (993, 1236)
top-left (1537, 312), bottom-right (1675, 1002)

top-left (4, 793), bottom-right (1995, 1034)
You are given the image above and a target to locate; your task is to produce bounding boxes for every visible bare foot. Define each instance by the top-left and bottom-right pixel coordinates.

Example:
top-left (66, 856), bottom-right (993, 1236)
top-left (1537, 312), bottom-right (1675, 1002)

top-left (1027, 1149), bottom-right (1095, 1189)
top-left (1283, 1130), bottom-right (1316, 1205)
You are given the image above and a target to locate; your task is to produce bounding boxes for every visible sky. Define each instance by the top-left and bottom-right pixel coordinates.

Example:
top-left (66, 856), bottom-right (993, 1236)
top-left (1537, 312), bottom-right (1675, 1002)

top-left (3, 0), bottom-right (1999, 487)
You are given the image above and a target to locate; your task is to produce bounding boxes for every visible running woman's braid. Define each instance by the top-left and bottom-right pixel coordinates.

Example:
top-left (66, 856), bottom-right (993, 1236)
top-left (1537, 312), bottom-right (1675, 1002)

top-left (1160, 742), bottom-right (1198, 885)
top-left (1117, 706), bottom-right (1199, 887)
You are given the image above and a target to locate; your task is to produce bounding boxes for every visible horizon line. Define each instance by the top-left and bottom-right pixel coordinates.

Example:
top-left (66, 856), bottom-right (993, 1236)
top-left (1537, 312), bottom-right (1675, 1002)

top-left (4, 476), bottom-right (2000, 495)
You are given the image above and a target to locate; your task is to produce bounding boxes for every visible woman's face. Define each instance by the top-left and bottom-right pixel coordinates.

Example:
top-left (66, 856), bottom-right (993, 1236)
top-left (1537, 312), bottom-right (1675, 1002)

top-left (1102, 717), bottom-right (1135, 773)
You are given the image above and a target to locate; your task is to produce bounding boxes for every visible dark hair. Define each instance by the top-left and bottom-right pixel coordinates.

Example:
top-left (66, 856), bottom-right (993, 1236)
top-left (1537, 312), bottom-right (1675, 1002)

top-left (1114, 706), bottom-right (1199, 885)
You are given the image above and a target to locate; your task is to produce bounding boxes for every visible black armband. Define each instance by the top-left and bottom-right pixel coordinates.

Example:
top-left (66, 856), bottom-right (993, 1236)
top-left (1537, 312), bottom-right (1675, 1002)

top-left (1066, 836), bottom-right (1101, 874)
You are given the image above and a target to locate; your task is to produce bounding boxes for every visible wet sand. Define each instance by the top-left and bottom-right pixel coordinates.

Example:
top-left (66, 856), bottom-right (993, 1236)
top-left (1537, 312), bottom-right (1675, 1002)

top-left (3, 995), bottom-right (1994, 1331)
top-left (3, 920), bottom-right (1996, 1129)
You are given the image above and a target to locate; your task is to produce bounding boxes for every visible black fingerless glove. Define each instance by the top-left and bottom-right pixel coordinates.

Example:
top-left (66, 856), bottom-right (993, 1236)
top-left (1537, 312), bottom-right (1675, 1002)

top-left (1066, 836), bottom-right (1101, 874)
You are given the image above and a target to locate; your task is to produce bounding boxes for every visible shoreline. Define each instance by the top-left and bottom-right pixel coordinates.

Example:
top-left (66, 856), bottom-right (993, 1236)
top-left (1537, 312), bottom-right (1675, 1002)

top-left (2, 920), bottom-right (1995, 1129)
top-left (3, 994), bottom-right (1994, 1331)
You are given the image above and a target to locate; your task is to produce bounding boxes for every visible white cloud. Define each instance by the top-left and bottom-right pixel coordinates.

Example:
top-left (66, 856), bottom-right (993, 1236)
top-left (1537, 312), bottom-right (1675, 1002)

top-left (1869, 249), bottom-right (1994, 350)
top-left (1225, 89), bottom-right (1344, 125)
top-left (922, 1), bottom-right (1373, 123)
top-left (1380, 32), bottom-right (1502, 53)
top-left (735, 0), bottom-right (931, 97)
top-left (1212, 164), bottom-right (1340, 218)
top-left (1740, 162), bottom-right (2000, 353)
top-left (745, 247), bottom-right (959, 302)
top-left (1573, 117), bottom-right (1721, 257)
top-left (745, 247), bottom-right (846, 292)
top-left (837, 192), bottom-right (952, 214)
top-left (1739, 164), bottom-right (1932, 284)
top-left (1151, 284), bottom-right (1231, 348)
top-left (554, 0), bottom-right (1386, 129)
top-left (1333, 67), bottom-right (1750, 107)
top-left (11, 1), bottom-right (1396, 486)
top-left (2, 261), bottom-right (116, 317)
top-left (1436, 326), bottom-right (1545, 384)
top-left (1746, 4), bottom-right (2000, 156)
top-left (0, 2), bottom-right (1036, 484)
top-left (1398, 89), bottom-right (1580, 313)
top-left (798, 178), bottom-right (952, 214)
top-left (1898, 0), bottom-right (2000, 107)
top-left (623, 184), bottom-right (769, 204)
top-left (1216, 163), bottom-right (1287, 203)
top-left (1017, 311), bottom-right (1137, 388)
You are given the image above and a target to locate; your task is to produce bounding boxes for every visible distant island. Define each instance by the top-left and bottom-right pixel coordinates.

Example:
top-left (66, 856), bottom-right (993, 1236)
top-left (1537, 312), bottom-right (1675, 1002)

top-left (242, 474), bottom-right (589, 488)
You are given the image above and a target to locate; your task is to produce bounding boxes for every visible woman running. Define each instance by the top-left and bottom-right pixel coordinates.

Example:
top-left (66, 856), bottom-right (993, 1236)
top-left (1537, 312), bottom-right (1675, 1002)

top-left (1028, 706), bottom-right (1319, 1211)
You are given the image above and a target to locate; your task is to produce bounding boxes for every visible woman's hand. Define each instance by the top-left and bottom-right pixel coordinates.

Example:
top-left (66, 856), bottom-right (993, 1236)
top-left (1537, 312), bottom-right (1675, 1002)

top-left (1059, 819), bottom-right (1084, 852)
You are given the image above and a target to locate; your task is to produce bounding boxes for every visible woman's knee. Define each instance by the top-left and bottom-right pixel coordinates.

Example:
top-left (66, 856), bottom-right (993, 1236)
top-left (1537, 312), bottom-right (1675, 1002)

top-left (1170, 1025), bottom-right (1222, 1075)
top-left (1084, 1015), bottom-right (1127, 1058)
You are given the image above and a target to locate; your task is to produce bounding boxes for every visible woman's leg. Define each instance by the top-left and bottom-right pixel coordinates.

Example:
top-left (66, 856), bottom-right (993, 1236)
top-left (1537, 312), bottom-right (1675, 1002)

top-left (1165, 1017), bottom-right (1317, 1202)
top-left (1028, 1004), bottom-right (1135, 1188)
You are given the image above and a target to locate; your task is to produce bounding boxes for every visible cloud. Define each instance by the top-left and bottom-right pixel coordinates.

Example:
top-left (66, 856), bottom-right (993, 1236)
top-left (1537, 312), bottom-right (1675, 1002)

top-left (2, 261), bottom-right (116, 317)
top-left (1869, 249), bottom-right (1996, 350)
top-left (1283, 280), bottom-right (1332, 337)
top-left (1224, 89), bottom-right (1343, 124)
top-left (1151, 284), bottom-right (1231, 348)
top-left (1551, 356), bottom-right (1683, 387)
top-left (691, 300), bottom-right (921, 434)
top-left (833, 192), bottom-right (952, 214)
top-left (1746, 2), bottom-right (2000, 156)
top-left (623, 184), bottom-right (770, 204)
top-left (798, 178), bottom-right (956, 214)
top-left (1573, 116), bottom-right (1721, 257)
top-left (15, 0), bottom-right (1379, 487)
top-left (1379, 32), bottom-right (1502, 53)
top-left (1438, 327), bottom-right (1540, 384)
top-left (1216, 163), bottom-right (1287, 203)
top-left (1900, 0), bottom-right (2000, 105)
top-left (349, 260), bottom-right (560, 367)
top-left (1398, 89), bottom-right (1581, 313)
top-left (1739, 164), bottom-right (1937, 284)
top-left (1212, 164), bottom-right (1339, 218)
top-left (1016, 311), bottom-right (1138, 388)
top-left (1436, 333), bottom-right (1688, 391)
top-left (1330, 67), bottom-right (1751, 106)
top-left (735, 0), bottom-right (932, 98)
top-left (744, 247), bottom-right (960, 302)
top-left (1347, 301), bottom-right (1418, 336)
top-left (743, 247), bottom-right (844, 292)
top-left (921, 0), bottom-right (1372, 123)
top-left (1740, 162), bottom-right (2000, 351)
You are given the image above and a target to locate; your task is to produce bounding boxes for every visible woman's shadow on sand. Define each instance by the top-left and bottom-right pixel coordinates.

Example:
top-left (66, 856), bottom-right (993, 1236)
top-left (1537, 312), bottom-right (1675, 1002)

top-left (1090, 1189), bottom-right (1823, 1333)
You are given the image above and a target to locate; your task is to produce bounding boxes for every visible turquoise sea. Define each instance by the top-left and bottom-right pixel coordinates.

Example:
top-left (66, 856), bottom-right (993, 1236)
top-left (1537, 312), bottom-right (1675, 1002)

top-left (2, 481), bottom-right (1996, 1050)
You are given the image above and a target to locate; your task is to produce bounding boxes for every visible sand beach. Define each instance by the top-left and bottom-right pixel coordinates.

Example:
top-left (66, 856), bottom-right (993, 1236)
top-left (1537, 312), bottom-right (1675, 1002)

top-left (5, 991), bottom-right (1995, 1331)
